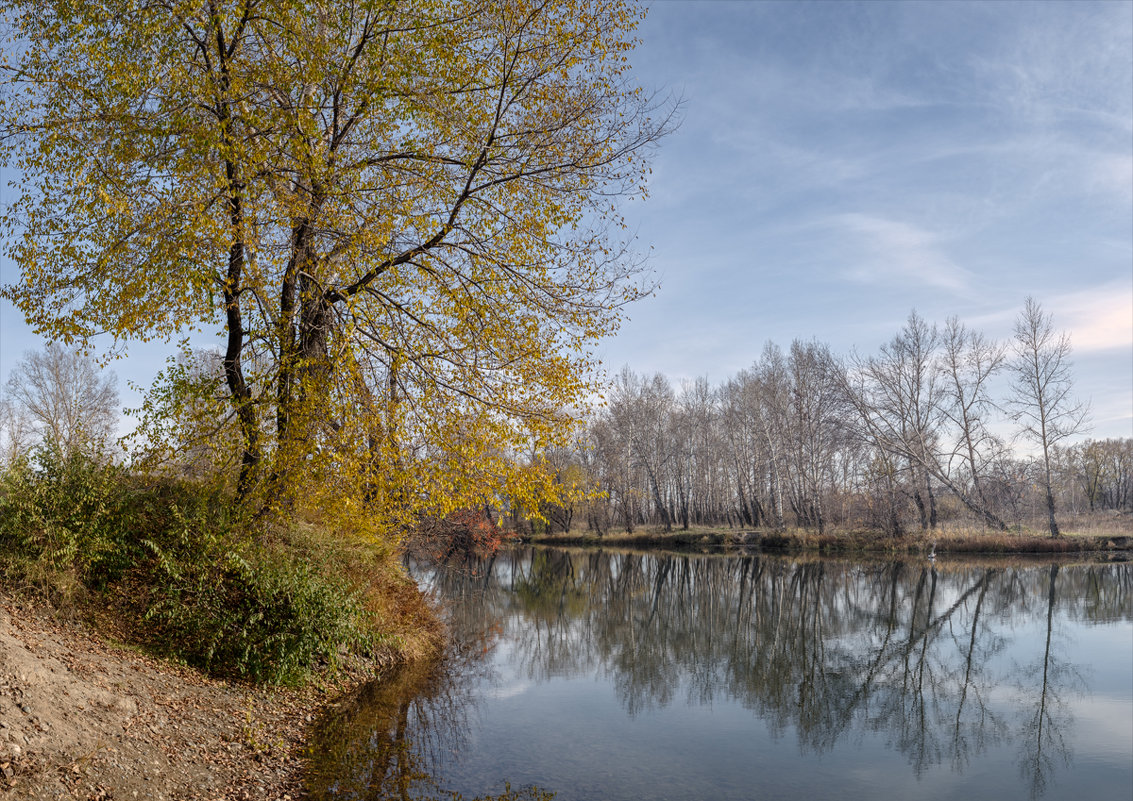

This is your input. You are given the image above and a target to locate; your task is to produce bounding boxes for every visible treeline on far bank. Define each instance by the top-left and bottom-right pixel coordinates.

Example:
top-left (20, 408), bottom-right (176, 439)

top-left (523, 310), bottom-right (1131, 541)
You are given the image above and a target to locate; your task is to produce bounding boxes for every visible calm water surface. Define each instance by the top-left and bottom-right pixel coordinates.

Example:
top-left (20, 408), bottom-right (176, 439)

top-left (308, 548), bottom-right (1133, 801)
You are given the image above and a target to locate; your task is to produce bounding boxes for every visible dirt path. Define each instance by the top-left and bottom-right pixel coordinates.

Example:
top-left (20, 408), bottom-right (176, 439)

top-left (0, 596), bottom-right (332, 800)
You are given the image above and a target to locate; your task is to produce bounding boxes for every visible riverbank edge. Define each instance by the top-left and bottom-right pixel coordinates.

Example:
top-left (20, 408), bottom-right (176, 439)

top-left (520, 527), bottom-right (1133, 557)
top-left (0, 586), bottom-right (435, 800)
top-left (3, 526), bottom-right (1128, 799)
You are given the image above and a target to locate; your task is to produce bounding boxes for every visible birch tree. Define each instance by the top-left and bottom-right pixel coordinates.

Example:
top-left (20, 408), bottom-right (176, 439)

top-left (938, 318), bottom-right (1009, 530)
top-left (1009, 298), bottom-right (1089, 537)
top-left (845, 311), bottom-right (943, 530)
top-left (607, 368), bottom-right (674, 531)
top-left (2, 344), bottom-right (119, 459)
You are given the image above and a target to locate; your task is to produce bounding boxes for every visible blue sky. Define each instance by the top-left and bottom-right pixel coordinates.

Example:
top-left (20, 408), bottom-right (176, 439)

top-left (1, 0), bottom-right (1131, 439)
top-left (599, 0), bottom-right (1132, 438)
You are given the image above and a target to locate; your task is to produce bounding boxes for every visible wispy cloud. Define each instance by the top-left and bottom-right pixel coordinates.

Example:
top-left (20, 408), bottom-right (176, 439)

top-left (834, 214), bottom-right (973, 292)
top-left (616, 1), bottom-right (1132, 438)
top-left (1088, 153), bottom-right (1133, 201)
top-left (966, 1), bottom-right (1133, 127)
top-left (962, 282), bottom-right (1132, 353)
top-left (1051, 283), bottom-right (1133, 353)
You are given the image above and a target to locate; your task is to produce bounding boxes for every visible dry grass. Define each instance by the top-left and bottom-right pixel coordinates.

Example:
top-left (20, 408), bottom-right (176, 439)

top-left (283, 523), bottom-right (445, 667)
top-left (525, 520), bottom-right (1132, 556)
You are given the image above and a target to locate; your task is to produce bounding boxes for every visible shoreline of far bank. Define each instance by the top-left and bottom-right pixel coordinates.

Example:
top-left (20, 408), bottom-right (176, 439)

top-left (520, 526), bottom-right (1133, 558)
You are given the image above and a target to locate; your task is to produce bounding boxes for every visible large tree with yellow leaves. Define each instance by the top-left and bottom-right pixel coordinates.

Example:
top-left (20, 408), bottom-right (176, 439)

top-left (1, 0), bottom-right (672, 530)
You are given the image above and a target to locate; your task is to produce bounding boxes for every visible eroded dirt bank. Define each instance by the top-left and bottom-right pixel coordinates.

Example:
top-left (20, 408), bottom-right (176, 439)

top-left (0, 596), bottom-right (328, 800)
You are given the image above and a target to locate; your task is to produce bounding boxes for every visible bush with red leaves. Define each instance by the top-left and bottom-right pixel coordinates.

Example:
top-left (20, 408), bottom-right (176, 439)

top-left (414, 508), bottom-right (513, 559)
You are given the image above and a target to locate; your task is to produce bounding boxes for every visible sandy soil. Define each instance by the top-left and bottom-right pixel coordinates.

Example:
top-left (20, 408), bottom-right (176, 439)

top-left (0, 596), bottom-right (332, 800)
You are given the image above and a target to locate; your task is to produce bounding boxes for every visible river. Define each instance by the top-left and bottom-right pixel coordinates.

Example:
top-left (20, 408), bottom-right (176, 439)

top-left (307, 547), bottom-right (1133, 801)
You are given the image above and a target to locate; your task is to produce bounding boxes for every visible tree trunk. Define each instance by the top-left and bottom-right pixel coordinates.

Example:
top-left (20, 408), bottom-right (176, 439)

top-left (912, 487), bottom-right (928, 531)
top-left (927, 477), bottom-right (938, 530)
top-left (221, 203), bottom-right (259, 498)
top-left (1046, 485), bottom-right (1061, 538)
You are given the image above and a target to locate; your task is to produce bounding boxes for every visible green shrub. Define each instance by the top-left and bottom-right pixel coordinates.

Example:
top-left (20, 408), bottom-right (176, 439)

top-left (0, 446), bottom-right (381, 684)
top-left (0, 444), bottom-right (128, 593)
top-left (142, 522), bottom-right (373, 684)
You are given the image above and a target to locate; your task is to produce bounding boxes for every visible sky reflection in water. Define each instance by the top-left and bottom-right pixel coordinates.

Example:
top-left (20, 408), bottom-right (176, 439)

top-left (307, 549), bottom-right (1133, 801)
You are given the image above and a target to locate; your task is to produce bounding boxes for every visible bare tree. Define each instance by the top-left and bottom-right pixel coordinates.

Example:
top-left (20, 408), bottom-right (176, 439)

top-left (608, 369), bottom-right (676, 531)
top-left (938, 318), bottom-right (1009, 530)
top-left (785, 340), bottom-right (848, 533)
top-left (1009, 298), bottom-right (1089, 537)
top-left (753, 344), bottom-right (791, 530)
top-left (845, 311), bottom-right (944, 530)
top-left (1066, 438), bottom-right (1133, 512)
top-left (843, 312), bottom-right (1019, 532)
top-left (2, 343), bottom-right (119, 458)
top-left (670, 379), bottom-right (714, 530)
top-left (571, 314), bottom-right (1112, 537)
top-left (720, 370), bottom-right (771, 528)
top-left (0, 394), bottom-right (33, 464)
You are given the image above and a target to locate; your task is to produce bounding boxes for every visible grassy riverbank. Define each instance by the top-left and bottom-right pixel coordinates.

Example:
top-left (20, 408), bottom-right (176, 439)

top-left (0, 448), bottom-right (444, 797)
top-left (0, 448), bottom-right (442, 685)
top-left (523, 523), bottom-right (1133, 556)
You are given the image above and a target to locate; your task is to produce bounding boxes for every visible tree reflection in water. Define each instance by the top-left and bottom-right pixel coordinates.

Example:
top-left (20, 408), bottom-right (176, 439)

top-left (1015, 563), bottom-right (1083, 800)
top-left (307, 550), bottom-right (1132, 800)
top-left (306, 585), bottom-right (554, 801)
